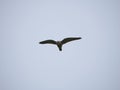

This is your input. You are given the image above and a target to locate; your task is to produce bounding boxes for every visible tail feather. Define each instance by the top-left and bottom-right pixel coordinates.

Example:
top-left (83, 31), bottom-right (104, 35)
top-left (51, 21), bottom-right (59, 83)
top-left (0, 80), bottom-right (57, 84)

top-left (59, 48), bottom-right (62, 51)
top-left (57, 46), bottom-right (62, 51)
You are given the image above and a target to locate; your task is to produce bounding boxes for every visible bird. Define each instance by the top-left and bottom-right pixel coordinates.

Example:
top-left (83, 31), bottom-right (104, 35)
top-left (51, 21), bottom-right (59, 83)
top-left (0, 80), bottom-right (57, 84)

top-left (39, 37), bottom-right (82, 51)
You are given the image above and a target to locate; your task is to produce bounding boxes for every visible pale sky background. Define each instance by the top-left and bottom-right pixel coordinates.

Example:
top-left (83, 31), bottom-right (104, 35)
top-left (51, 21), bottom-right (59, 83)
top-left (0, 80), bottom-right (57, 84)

top-left (0, 0), bottom-right (120, 90)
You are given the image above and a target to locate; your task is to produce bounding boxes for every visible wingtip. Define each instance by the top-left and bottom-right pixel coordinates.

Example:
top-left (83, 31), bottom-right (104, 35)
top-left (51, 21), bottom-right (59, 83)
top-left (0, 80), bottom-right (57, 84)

top-left (39, 42), bottom-right (42, 44)
top-left (79, 37), bottom-right (82, 39)
top-left (77, 37), bottom-right (82, 39)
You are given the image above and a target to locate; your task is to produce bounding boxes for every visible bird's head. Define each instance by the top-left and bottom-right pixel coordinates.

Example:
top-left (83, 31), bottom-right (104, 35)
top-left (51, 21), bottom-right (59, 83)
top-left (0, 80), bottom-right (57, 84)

top-left (56, 41), bottom-right (62, 45)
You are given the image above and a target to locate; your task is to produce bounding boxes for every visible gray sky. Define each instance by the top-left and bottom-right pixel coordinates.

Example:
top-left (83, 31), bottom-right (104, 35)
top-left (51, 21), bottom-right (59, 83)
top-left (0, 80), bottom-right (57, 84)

top-left (0, 0), bottom-right (120, 90)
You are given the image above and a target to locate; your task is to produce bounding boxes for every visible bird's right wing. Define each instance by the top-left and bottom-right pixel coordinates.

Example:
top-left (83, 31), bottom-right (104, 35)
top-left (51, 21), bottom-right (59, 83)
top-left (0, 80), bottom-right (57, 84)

top-left (39, 40), bottom-right (56, 45)
top-left (61, 37), bottom-right (82, 44)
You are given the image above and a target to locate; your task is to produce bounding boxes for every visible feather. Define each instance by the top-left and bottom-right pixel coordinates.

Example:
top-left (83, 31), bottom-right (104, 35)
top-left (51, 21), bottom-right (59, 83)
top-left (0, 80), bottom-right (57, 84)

top-left (39, 40), bottom-right (56, 44)
top-left (61, 37), bottom-right (82, 44)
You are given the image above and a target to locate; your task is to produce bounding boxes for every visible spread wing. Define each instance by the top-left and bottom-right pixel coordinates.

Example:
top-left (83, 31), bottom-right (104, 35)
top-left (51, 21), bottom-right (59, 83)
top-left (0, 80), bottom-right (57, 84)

top-left (61, 37), bottom-right (82, 44)
top-left (39, 40), bottom-right (56, 44)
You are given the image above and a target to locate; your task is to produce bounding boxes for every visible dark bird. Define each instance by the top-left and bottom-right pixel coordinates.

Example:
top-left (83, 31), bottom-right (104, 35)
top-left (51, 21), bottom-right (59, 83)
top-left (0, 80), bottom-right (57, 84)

top-left (39, 37), bottom-right (82, 51)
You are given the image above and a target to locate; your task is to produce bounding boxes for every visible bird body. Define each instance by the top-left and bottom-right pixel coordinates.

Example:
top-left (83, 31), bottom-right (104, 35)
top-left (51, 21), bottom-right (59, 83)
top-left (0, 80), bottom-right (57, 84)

top-left (56, 41), bottom-right (62, 51)
top-left (39, 37), bottom-right (82, 51)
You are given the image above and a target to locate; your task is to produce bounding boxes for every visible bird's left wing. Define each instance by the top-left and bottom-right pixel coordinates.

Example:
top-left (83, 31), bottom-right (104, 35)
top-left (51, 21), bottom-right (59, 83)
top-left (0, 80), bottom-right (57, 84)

top-left (61, 37), bottom-right (82, 44)
top-left (39, 40), bottom-right (56, 44)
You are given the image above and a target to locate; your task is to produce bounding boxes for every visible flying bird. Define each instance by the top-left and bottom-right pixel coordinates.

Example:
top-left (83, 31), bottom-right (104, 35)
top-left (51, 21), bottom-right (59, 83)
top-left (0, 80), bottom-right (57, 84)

top-left (39, 37), bottom-right (82, 51)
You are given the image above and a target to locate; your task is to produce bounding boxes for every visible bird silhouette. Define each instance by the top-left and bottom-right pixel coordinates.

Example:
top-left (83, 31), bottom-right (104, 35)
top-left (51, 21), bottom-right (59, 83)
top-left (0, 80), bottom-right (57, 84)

top-left (39, 37), bottom-right (82, 51)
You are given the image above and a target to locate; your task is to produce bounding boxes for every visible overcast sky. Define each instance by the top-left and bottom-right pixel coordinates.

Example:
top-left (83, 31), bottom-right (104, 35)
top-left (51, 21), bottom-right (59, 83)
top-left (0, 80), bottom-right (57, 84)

top-left (0, 0), bottom-right (120, 90)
